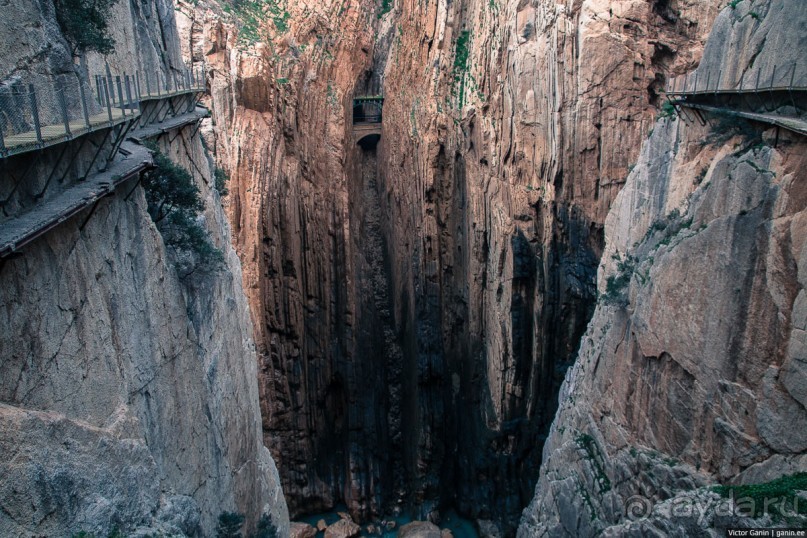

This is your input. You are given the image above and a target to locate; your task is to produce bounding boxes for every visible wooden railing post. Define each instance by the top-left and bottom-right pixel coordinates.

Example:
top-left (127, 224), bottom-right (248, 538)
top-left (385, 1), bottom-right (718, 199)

top-left (145, 71), bottom-right (151, 98)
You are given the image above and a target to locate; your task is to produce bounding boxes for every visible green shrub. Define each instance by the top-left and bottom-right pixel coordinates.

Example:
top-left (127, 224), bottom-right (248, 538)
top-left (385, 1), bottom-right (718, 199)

top-left (215, 167), bottom-right (230, 196)
top-left (223, 0), bottom-right (288, 47)
top-left (703, 111), bottom-right (761, 148)
top-left (575, 433), bottom-right (612, 493)
top-left (142, 147), bottom-right (224, 274)
top-left (218, 511), bottom-right (246, 538)
top-left (714, 472), bottom-right (807, 520)
top-left (54, 0), bottom-right (119, 56)
top-left (658, 100), bottom-right (677, 119)
top-left (378, 0), bottom-right (393, 18)
top-left (452, 30), bottom-right (472, 107)
top-left (601, 253), bottom-right (637, 305)
top-left (252, 513), bottom-right (279, 538)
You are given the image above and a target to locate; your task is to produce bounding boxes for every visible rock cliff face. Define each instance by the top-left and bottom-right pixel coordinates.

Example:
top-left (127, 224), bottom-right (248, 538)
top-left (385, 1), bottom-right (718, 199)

top-left (519, 1), bottom-right (807, 535)
top-left (184, 0), bottom-right (745, 533)
top-left (0, 0), bottom-right (288, 536)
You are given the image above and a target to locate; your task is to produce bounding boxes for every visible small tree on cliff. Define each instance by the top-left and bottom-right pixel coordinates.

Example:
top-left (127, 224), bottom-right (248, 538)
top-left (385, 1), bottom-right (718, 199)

top-left (53, 0), bottom-right (120, 57)
top-left (142, 145), bottom-right (224, 275)
top-left (217, 511), bottom-right (245, 538)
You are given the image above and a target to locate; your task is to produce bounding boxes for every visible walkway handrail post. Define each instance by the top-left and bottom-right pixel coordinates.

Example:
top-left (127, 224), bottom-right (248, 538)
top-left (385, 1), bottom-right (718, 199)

top-left (116, 76), bottom-right (126, 117)
top-left (715, 69), bottom-right (722, 96)
top-left (103, 78), bottom-right (113, 123)
top-left (767, 65), bottom-right (777, 111)
top-left (788, 63), bottom-right (798, 111)
top-left (105, 62), bottom-right (115, 106)
top-left (145, 71), bottom-right (151, 97)
top-left (683, 72), bottom-right (688, 93)
top-left (28, 84), bottom-right (43, 147)
top-left (124, 75), bottom-right (134, 114)
top-left (56, 77), bottom-right (72, 138)
top-left (135, 72), bottom-right (142, 102)
top-left (78, 74), bottom-right (91, 129)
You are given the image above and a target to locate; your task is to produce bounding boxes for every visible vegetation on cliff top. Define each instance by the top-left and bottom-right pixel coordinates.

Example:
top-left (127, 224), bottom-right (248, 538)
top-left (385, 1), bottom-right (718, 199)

top-left (217, 511), bottom-right (279, 538)
top-left (714, 473), bottom-right (807, 520)
top-left (222, 0), bottom-right (291, 47)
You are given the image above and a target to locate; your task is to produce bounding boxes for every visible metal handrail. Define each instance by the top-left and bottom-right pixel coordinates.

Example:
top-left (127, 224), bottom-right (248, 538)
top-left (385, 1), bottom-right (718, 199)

top-left (665, 61), bottom-right (805, 96)
top-left (0, 63), bottom-right (206, 158)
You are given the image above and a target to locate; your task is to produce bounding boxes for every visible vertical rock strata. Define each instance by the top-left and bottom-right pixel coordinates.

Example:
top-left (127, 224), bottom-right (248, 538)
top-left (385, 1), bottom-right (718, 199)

top-left (520, 1), bottom-right (807, 535)
top-left (0, 0), bottom-right (288, 536)
top-left (187, 0), bottom-right (748, 534)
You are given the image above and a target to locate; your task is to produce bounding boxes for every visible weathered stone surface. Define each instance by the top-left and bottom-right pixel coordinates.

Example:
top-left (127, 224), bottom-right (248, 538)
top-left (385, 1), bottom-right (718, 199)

top-left (185, 0), bottom-right (728, 532)
top-left (0, 1), bottom-right (288, 537)
top-left (519, 3), bottom-right (807, 535)
top-left (398, 521), bottom-right (443, 538)
top-left (324, 517), bottom-right (361, 538)
top-left (290, 521), bottom-right (318, 538)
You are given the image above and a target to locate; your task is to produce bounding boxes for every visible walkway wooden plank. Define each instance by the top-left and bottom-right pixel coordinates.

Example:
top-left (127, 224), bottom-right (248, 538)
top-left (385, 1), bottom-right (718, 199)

top-left (0, 142), bottom-right (151, 257)
top-left (131, 107), bottom-right (209, 140)
top-left (2, 109), bottom-right (134, 157)
top-left (667, 86), bottom-right (807, 97)
top-left (139, 87), bottom-right (204, 101)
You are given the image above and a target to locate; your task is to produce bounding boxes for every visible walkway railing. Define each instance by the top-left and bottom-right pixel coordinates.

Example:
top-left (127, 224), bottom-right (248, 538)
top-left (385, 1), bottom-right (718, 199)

top-left (666, 61), bottom-right (806, 97)
top-left (665, 61), bottom-right (807, 138)
top-left (353, 96), bottom-right (384, 124)
top-left (0, 63), bottom-right (205, 158)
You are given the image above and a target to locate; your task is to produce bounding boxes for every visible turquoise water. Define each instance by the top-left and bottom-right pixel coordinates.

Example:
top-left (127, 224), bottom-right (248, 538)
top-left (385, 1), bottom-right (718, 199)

top-left (298, 507), bottom-right (479, 538)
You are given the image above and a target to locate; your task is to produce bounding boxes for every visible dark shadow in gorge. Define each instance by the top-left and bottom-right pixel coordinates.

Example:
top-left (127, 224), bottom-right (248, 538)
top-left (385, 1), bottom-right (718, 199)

top-left (282, 67), bottom-right (602, 537)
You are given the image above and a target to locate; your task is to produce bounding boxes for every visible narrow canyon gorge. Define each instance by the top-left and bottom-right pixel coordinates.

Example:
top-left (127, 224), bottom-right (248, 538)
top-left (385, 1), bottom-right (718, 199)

top-left (1, 0), bottom-right (805, 536)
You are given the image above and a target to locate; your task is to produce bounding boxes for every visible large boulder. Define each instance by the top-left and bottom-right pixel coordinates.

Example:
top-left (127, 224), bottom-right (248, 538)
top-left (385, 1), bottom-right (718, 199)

top-left (398, 521), bottom-right (442, 538)
top-left (290, 522), bottom-right (317, 538)
top-left (323, 518), bottom-right (361, 538)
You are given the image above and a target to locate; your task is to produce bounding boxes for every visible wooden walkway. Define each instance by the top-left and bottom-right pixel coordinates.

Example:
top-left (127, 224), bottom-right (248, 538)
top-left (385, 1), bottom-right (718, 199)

top-left (0, 106), bottom-right (209, 258)
top-left (2, 108), bottom-right (132, 158)
top-left (679, 102), bottom-right (807, 137)
top-left (0, 142), bottom-right (151, 257)
top-left (132, 106), bottom-right (208, 140)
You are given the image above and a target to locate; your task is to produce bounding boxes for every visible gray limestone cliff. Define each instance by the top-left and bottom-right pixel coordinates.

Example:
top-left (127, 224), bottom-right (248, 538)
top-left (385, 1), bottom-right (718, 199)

top-left (0, 0), bottom-right (288, 536)
top-left (518, 1), bottom-right (807, 535)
